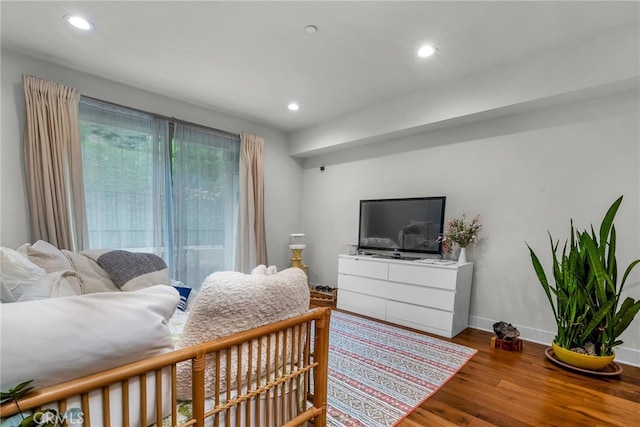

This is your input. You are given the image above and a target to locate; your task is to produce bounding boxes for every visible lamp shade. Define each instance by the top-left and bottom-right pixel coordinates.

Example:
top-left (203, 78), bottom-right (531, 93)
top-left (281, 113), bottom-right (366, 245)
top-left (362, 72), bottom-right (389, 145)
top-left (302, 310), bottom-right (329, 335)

top-left (289, 233), bottom-right (306, 250)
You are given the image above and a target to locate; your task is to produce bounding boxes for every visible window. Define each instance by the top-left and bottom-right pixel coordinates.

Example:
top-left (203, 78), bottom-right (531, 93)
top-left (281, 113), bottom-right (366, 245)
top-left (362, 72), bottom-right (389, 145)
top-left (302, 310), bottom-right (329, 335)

top-left (79, 97), bottom-right (240, 289)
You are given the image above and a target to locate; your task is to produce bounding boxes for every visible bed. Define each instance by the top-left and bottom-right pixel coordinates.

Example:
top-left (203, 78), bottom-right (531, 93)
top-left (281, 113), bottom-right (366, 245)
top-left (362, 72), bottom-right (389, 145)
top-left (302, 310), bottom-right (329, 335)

top-left (0, 309), bottom-right (330, 427)
top-left (1, 308), bottom-right (330, 426)
top-left (0, 243), bottom-right (330, 427)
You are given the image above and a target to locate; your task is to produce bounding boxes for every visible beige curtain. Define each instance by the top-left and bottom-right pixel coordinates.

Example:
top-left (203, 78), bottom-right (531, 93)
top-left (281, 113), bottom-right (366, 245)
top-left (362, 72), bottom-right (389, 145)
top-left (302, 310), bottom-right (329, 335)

top-left (235, 133), bottom-right (267, 272)
top-left (22, 75), bottom-right (87, 251)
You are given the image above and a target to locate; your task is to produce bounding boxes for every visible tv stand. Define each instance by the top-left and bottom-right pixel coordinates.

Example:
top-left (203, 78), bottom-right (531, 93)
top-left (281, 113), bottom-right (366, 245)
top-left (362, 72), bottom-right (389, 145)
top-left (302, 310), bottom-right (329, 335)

top-left (336, 254), bottom-right (473, 338)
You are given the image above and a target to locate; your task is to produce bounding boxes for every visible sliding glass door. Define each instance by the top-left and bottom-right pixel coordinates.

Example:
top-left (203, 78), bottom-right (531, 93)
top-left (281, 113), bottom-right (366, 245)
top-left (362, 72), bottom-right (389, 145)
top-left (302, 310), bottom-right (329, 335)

top-left (79, 97), bottom-right (239, 289)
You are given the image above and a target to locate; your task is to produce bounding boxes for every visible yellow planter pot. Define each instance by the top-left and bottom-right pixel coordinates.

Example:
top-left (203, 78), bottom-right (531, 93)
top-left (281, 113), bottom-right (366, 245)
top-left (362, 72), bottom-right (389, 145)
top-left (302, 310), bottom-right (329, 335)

top-left (552, 342), bottom-right (614, 371)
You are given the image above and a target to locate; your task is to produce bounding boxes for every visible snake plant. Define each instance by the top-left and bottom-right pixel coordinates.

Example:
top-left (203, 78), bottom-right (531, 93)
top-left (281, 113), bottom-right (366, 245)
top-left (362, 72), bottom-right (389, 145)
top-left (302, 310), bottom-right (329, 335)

top-left (527, 196), bottom-right (640, 356)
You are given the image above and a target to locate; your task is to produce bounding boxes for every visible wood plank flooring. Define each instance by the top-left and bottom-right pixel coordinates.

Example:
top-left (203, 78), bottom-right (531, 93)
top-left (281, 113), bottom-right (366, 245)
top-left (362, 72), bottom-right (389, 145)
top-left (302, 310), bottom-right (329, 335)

top-left (395, 327), bottom-right (640, 427)
top-left (310, 304), bottom-right (640, 426)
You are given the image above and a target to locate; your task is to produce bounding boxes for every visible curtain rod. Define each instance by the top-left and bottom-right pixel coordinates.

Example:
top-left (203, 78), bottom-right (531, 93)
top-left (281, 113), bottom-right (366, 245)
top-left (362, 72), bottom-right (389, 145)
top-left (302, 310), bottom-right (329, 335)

top-left (81, 95), bottom-right (241, 138)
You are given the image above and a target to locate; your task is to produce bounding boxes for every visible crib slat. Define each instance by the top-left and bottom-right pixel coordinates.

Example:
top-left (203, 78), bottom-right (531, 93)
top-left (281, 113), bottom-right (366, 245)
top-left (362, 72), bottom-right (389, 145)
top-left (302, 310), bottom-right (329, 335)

top-left (122, 379), bottom-right (130, 427)
top-left (287, 325), bottom-right (298, 420)
top-left (266, 333), bottom-right (272, 426)
top-left (81, 393), bottom-right (90, 426)
top-left (155, 369), bottom-right (163, 426)
top-left (139, 372), bottom-right (147, 426)
top-left (192, 345), bottom-right (206, 427)
top-left (255, 336), bottom-right (263, 425)
top-left (235, 344), bottom-right (241, 427)
top-left (171, 365), bottom-right (177, 427)
top-left (225, 347), bottom-right (231, 427)
top-left (245, 340), bottom-right (253, 426)
top-left (313, 309), bottom-right (331, 427)
top-left (101, 386), bottom-right (110, 426)
top-left (57, 399), bottom-right (67, 427)
top-left (282, 329), bottom-right (288, 425)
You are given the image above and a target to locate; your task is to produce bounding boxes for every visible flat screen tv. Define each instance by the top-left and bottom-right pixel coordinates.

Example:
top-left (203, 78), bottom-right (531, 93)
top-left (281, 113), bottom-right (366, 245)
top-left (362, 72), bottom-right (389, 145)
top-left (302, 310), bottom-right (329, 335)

top-left (358, 196), bottom-right (446, 258)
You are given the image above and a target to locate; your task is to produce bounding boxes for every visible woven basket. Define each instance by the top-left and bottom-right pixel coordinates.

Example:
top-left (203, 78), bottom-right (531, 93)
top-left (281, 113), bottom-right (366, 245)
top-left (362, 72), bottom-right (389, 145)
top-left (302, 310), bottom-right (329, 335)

top-left (310, 287), bottom-right (337, 307)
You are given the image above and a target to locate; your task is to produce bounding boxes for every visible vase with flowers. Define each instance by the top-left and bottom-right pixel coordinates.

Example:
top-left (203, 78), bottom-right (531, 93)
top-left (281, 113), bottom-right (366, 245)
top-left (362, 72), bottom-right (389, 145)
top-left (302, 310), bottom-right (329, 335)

top-left (438, 214), bottom-right (482, 263)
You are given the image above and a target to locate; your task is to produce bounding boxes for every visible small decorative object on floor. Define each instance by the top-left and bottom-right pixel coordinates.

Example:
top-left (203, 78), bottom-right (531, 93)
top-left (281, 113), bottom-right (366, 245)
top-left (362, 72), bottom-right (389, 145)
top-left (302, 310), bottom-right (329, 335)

top-left (310, 284), bottom-right (337, 308)
top-left (493, 321), bottom-right (520, 339)
top-left (491, 321), bottom-right (523, 351)
top-left (438, 213), bottom-right (482, 263)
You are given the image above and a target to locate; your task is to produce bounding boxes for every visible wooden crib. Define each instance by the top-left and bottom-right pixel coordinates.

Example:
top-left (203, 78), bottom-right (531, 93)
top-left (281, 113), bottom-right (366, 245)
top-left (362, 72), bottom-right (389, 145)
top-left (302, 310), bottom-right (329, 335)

top-left (0, 308), bottom-right (331, 427)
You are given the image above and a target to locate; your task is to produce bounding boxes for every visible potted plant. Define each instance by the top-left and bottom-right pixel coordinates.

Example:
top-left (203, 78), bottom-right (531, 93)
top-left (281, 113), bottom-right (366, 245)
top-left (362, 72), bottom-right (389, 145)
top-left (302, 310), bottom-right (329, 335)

top-left (527, 196), bottom-right (640, 370)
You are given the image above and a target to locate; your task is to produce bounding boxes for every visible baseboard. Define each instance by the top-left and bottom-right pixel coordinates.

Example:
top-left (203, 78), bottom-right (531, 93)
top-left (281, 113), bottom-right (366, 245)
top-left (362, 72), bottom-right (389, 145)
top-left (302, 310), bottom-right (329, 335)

top-left (468, 315), bottom-right (640, 368)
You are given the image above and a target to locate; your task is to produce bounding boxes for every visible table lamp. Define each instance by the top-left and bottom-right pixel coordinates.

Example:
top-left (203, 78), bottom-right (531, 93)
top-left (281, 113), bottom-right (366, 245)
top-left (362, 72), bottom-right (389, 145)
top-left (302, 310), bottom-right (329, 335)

top-left (289, 233), bottom-right (308, 276)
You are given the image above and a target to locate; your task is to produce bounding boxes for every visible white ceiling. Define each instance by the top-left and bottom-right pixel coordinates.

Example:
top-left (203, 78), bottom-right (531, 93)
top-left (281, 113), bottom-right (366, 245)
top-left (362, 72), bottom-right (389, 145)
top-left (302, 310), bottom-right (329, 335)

top-left (2, 1), bottom-right (639, 132)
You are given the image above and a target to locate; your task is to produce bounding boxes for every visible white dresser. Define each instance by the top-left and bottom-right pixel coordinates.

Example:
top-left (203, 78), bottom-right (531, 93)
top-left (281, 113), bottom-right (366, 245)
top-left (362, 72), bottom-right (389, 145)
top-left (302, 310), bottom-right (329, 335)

top-left (336, 254), bottom-right (473, 338)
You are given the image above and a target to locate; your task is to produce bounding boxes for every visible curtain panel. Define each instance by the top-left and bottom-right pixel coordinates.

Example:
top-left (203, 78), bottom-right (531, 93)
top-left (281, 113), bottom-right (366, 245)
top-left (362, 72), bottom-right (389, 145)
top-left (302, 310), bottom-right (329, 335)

top-left (171, 122), bottom-right (240, 286)
top-left (235, 133), bottom-right (267, 273)
top-left (22, 75), bottom-right (87, 251)
top-left (78, 96), bottom-right (240, 289)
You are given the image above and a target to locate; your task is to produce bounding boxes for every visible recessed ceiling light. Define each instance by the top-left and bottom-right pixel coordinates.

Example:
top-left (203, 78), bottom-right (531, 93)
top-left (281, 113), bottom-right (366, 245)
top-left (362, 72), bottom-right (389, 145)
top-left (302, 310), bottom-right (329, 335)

top-left (64, 14), bottom-right (94, 31)
top-left (417, 44), bottom-right (436, 58)
top-left (305, 25), bottom-right (318, 34)
top-left (288, 103), bottom-right (300, 111)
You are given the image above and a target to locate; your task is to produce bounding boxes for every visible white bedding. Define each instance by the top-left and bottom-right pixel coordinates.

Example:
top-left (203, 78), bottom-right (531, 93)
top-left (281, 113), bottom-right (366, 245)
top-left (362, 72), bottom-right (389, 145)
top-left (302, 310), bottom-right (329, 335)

top-left (168, 308), bottom-right (190, 344)
top-left (0, 285), bottom-right (178, 391)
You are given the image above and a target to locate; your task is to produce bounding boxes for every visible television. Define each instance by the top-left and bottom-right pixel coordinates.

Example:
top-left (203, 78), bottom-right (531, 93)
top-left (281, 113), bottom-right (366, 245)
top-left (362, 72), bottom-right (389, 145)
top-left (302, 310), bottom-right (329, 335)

top-left (358, 196), bottom-right (446, 258)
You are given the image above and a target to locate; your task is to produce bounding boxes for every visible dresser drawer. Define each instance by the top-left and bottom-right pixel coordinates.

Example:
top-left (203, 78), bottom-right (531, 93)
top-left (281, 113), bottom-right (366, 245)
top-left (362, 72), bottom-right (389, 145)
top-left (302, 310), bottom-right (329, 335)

top-left (388, 263), bottom-right (458, 290)
top-left (338, 256), bottom-right (388, 280)
top-left (338, 273), bottom-right (388, 298)
top-left (387, 281), bottom-right (455, 311)
top-left (386, 301), bottom-right (454, 337)
top-left (337, 289), bottom-right (386, 321)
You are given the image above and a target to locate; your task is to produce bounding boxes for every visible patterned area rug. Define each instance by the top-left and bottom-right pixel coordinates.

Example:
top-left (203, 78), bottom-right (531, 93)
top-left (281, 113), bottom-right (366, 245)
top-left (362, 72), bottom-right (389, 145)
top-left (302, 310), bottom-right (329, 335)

top-left (326, 311), bottom-right (477, 427)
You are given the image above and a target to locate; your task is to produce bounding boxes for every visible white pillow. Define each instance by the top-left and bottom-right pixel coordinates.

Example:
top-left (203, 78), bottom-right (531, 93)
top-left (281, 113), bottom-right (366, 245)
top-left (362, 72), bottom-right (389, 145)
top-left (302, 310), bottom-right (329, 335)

top-left (1, 281), bottom-right (16, 303)
top-left (250, 264), bottom-right (267, 275)
top-left (20, 241), bottom-right (83, 293)
top-left (17, 270), bottom-right (82, 301)
top-left (0, 285), bottom-right (179, 390)
top-left (265, 265), bottom-right (278, 275)
top-left (0, 246), bottom-right (50, 302)
top-left (250, 265), bottom-right (278, 276)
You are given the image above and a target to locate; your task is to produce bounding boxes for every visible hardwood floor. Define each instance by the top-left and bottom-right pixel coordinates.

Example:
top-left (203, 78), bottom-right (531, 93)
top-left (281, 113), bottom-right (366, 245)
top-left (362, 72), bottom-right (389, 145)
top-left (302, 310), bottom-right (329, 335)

top-left (396, 327), bottom-right (640, 427)
top-left (309, 305), bottom-right (639, 426)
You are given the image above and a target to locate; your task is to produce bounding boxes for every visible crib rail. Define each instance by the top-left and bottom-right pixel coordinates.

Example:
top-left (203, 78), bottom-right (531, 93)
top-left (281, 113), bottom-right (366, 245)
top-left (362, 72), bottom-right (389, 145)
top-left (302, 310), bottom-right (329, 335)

top-left (0, 307), bottom-right (331, 427)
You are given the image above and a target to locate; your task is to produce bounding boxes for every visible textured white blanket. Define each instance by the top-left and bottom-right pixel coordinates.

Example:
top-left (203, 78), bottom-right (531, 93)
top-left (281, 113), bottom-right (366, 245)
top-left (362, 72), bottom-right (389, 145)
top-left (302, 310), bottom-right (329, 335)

top-left (175, 267), bottom-right (310, 399)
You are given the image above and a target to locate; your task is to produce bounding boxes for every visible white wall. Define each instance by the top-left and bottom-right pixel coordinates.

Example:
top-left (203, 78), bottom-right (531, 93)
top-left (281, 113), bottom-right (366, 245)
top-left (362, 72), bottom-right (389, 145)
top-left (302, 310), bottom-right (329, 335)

top-left (0, 49), bottom-right (303, 270)
top-left (300, 91), bottom-right (640, 366)
top-left (290, 25), bottom-right (639, 157)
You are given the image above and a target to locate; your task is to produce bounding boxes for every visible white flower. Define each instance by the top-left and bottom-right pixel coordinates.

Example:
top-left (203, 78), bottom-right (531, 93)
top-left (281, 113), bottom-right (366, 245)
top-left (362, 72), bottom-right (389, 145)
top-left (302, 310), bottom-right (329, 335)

top-left (442, 213), bottom-right (482, 248)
